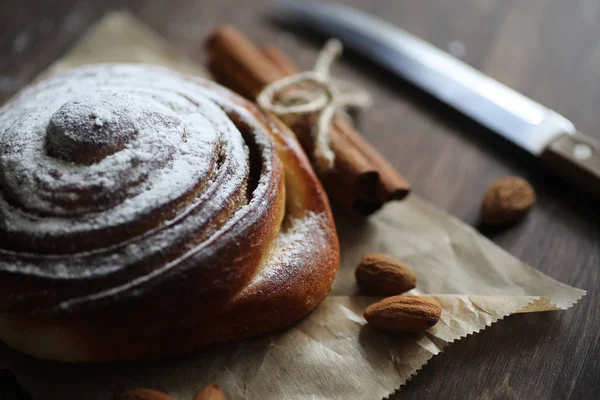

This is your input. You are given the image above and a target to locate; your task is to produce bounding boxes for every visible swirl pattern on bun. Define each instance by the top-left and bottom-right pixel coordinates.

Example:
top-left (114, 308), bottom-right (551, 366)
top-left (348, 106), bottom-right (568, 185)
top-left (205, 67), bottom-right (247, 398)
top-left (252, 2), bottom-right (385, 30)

top-left (0, 64), bottom-right (339, 362)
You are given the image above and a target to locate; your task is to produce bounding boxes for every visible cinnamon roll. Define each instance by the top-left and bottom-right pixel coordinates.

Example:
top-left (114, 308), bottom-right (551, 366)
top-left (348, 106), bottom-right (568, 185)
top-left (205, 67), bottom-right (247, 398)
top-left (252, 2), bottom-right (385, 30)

top-left (0, 64), bottom-right (339, 362)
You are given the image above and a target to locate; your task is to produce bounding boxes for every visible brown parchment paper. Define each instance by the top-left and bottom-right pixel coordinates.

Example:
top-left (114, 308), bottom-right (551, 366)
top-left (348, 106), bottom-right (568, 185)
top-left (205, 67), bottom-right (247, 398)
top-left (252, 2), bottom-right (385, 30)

top-left (0, 12), bottom-right (585, 400)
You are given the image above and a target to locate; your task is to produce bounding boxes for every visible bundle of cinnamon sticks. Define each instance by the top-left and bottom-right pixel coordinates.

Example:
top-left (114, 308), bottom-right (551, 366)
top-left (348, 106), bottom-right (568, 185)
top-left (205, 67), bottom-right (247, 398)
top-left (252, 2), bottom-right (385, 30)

top-left (206, 26), bottom-right (410, 215)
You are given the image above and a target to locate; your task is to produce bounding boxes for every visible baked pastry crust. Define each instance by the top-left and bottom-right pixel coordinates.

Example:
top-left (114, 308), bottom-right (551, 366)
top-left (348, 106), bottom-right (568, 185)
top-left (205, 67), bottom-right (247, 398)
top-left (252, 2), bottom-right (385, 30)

top-left (0, 64), bottom-right (339, 362)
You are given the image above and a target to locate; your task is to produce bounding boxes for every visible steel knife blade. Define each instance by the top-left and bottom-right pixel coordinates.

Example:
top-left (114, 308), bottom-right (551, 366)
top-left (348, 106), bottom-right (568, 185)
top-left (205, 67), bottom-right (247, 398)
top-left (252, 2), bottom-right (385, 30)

top-left (277, 0), bottom-right (600, 197)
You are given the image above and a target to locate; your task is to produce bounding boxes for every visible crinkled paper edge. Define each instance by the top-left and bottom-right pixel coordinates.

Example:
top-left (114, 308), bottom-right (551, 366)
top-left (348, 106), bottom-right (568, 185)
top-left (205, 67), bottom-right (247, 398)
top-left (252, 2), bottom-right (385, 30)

top-left (384, 292), bottom-right (585, 399)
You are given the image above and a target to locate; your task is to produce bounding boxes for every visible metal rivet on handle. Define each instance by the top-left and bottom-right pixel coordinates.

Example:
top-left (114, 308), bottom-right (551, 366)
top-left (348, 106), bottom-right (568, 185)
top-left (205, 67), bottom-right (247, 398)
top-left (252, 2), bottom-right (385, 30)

top-left (573, 143), bottom-right (593, 160)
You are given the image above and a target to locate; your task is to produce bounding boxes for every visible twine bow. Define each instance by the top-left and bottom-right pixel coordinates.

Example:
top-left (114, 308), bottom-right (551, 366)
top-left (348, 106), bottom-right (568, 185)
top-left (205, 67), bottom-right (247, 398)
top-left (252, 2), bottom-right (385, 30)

top-left (257, 39), bottom-right (373, 171)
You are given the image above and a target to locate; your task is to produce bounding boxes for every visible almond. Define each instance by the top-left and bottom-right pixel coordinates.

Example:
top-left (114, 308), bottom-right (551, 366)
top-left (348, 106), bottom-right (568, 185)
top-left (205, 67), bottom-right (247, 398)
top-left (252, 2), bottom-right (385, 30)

top-left (194, 383), bottom-right (228, 400)
top-left (114, 388), bottom-right (174, 400)
top-left (364, 295), bottom-right (442, 333)
top-left (480, 177), bottom-right (535, 225)
top-left (355, 253), bottom-right (417, 296)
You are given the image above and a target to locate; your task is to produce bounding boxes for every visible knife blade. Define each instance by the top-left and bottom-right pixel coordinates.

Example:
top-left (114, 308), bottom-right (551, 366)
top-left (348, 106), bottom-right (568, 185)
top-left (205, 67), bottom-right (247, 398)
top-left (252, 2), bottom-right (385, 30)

top-left (277, 0), bottom-right (600, 197)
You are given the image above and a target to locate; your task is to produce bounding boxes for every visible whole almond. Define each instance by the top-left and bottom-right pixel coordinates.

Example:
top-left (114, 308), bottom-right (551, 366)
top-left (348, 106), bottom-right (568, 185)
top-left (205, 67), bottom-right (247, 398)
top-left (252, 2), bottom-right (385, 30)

top-left (364, 295), bottom-right (442, 333)
top-left (481, 177), bottom-right (535, 225)
top-left (194, 383), bottom-right (228, 400)
top-left (355, 253), bottom-right (417, 296)
top-left (114, 388), bottom-right (174, 400)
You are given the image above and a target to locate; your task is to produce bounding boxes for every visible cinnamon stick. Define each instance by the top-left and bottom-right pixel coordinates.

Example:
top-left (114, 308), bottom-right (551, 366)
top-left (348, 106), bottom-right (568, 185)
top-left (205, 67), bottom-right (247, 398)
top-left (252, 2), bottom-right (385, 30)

top-left (206, 26), bottom-right (410, 215)
top-left (261, 45), bottom-right (298, 76)
top-left (206, 26), bottom-right (283, 98)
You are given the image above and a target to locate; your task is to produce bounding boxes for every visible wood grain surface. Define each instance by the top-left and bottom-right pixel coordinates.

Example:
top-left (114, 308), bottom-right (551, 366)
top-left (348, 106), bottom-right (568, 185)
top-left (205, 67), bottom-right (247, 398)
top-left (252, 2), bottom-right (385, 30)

top-left (1, 0), bottom-right (599, 399)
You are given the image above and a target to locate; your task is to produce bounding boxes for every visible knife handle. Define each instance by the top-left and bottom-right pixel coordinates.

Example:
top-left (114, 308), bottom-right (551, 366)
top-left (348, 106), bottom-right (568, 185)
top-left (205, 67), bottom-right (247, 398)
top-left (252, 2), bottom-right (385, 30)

top-left (541, 131), bottom-right (600, 197)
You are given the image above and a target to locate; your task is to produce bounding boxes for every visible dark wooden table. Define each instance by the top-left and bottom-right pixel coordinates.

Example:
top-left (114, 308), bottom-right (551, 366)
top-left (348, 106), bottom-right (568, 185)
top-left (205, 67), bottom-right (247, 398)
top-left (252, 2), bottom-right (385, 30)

top-left (1, 0), bottom-right (599, 399)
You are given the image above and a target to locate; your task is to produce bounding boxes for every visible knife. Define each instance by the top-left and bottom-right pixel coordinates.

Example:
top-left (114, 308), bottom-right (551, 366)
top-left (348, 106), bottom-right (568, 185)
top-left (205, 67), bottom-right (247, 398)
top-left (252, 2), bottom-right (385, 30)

top-left (277, 1), bottom-right (600, 196)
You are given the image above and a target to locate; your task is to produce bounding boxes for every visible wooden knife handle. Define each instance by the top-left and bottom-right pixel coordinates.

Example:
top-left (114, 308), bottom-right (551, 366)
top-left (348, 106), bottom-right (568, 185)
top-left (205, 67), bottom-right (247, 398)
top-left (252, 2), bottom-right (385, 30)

top-left (541, 131), bottom-right (600, 197)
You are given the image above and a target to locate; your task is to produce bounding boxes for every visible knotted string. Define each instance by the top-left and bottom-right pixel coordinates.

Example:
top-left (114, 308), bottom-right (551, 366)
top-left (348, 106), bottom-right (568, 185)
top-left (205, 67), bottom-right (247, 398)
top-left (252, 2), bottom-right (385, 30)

top-left (257, 39), bottom-right (373, 171)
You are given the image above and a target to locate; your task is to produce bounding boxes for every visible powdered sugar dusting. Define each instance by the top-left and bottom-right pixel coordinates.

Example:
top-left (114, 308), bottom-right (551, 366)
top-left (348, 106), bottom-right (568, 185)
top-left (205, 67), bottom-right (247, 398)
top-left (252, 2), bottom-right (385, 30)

top-left (0, 64), bottom-right (280, 283)
top-left (247, 211), bottom-right (330, 288)
top-left (0, 67), bottom-right (231, 232)
top-left (0, 64), bottom-right (337, 317)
